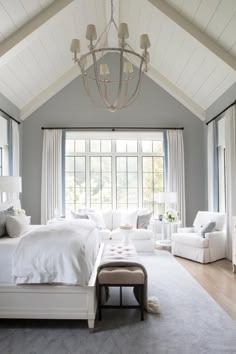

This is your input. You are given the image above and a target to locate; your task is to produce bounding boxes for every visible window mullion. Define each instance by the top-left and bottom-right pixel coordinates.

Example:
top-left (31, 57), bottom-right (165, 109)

top-left (112, 140), bottom-right (116, 209)
top-left (85, 140), bottom-right (90, 208)
top-left (138, 141), bottom-right (142, 209)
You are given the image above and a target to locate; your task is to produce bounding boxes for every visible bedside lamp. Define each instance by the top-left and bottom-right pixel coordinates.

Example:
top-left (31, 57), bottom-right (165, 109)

top-left (0, 176), bottom-right (22, 206)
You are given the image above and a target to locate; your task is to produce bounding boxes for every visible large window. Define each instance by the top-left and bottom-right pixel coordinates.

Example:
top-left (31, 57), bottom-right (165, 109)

top-left (65, 132), bottom-right (164, 215)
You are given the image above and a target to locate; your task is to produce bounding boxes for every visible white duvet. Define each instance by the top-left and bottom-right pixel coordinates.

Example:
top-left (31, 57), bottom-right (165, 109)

top-left (12, 219), bottom-right (98, 285)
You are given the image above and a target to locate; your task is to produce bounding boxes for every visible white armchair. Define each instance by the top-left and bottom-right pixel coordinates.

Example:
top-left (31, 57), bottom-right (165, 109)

top-left (171, 211), bottom-right (226, 263)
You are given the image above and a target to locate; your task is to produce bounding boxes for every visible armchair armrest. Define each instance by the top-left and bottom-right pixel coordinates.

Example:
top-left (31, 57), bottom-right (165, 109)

top-left (177, 227), bottom-right (194, 233)
top-left (205, 230), bottom-right (226, 241)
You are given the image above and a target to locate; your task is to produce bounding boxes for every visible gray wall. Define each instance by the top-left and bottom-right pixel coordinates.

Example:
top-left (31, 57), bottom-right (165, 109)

top-left (22, 72), bottom-right (205, 225)
top-left (203, 82), bottom-right (236, 209)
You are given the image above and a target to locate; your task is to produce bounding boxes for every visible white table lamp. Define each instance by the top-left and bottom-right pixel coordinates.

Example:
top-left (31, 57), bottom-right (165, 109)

top-left (0, 176), bottom-right (22, 205)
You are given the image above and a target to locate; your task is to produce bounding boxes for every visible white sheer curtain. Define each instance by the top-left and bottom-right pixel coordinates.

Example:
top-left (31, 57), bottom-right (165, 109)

top-left (41, 130), bottom-right (62, 224)
top-left (166, 130), bottom-right (186, 226)
top-left (225, 105), bottom-right (236, 260)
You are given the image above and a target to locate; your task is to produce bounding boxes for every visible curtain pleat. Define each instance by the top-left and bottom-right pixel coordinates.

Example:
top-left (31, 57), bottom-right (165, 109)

top-left (166, 130), bottom-right (186, 226)
top-left (41, 130), bottom-right (62, 224)
top-left (225, 106), bottom-right (236, 260)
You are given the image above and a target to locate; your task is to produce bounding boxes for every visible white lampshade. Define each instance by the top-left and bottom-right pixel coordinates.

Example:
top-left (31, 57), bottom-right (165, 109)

top-left (100, 63), bottom-right (110, 76)
top-left (140, 34), bottom-right (151, 50)
top-left (70, 39), bottom-right (80, 53)
top-left (86, 24), bottom-right (97, 41)
top-left (118, 23), bottom-right (129, 40)
top-left (0, 176), bottom-right (22, 193)
top-left (156, 192), bottom-right (177, 203)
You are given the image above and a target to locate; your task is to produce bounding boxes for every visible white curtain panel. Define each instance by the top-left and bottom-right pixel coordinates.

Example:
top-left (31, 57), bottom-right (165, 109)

top-left (41, 130), bottom-right (62, 224)
top-left (207, 122), bottom-right (214, 211)
top-left (12, 121), bottom-right (19, 176)
top-left (225, 105), bottom-right (236, 260)
top-left (167, 130), bottom-right (186, 226)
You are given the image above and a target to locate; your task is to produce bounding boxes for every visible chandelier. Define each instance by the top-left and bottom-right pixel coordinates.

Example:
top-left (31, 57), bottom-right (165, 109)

top-left (70, 0), bottom-right (151, 112)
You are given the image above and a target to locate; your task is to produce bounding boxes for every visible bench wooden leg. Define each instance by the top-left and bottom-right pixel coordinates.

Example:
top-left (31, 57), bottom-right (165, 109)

top-left (98, 284), bottom-right (102, 321)
top-left (140, 285), bottom-right (144, 321)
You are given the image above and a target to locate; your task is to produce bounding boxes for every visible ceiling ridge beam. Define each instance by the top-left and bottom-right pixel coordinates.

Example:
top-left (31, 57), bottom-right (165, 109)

top-left (148, 0), bottom-right (236, 74)
top-left (0, 0), bottom-right (75, 68)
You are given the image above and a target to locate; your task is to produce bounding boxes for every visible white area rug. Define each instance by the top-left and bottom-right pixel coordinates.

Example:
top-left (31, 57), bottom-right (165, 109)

top-left (0, 251), bottom-right (236, 354)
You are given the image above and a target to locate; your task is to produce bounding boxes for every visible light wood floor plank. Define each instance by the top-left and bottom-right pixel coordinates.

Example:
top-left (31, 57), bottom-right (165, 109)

top-left (175, 256), bottom-right (236, 320)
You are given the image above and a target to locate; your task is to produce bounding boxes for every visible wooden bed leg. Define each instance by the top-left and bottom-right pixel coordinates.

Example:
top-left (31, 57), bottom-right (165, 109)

top-left (88, 319), bottom-right (95, 330)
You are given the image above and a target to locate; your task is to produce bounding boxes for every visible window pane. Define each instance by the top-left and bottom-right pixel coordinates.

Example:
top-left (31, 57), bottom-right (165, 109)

top-left (101, 157), bottom-right (111, 172)
top-left (116, 140), bottom-right (126, 152)
top-left (90, 157), bottom-right (100, 172)
top-left (127, 140), bottom-right (137, 152)
top-left (90, 173), bottom-right (101, 187)
top-left (75, 189), bottom-right (86, 203)
top-left (128, 157), bottom-right (137, 172)
top-left (143, 188), bottom-right (153, 202)
top-left (65, 172), bottom-right (74, 189)
top-left (75, 157), bottom-right (85, 172)
top-left (75, 173), bottom-right (86, 188)
top-left (153, 141), bottom-right (163, 153)
top-left (117, 203), bottom-right (127, 209)
top-left (143, 157), bottom-right (152, 172)
top-left (66, 188), bottom-right (75, 203)
top-left (102, 173), bottom-right (112, 188)
top-left (102, 188), bottom-right (112, 203)
top-left (143, 173), bottom-right (153, 188)
top-left (154, 157), bottom-right (163, 172)
top-left (75, 140), bottom-right (85, 152)
top-left (66, 140), bottom-right (74, 153)
top-left (117, 157), bottom-right (127, 172)
top-left (66, 157), bottom-right (74, 172)
top-left (128, 189), bottom-right (138, 203)
top-left (128, 173), bottom-right (137, 188)
top-left (154, 173), bottom-right (163, 192)
top-left (117, 173), bottom-right (127, 188)
top-left (101, 140), bottom-right (111, 152)
top-left (91, 189), bottom-right (101, 203)
top-left (142, 141), bottom-right (152, 153)
top-left (90, 140), bottom-right (100, 152)
top-left (117, 189), bottom-right (127, 203)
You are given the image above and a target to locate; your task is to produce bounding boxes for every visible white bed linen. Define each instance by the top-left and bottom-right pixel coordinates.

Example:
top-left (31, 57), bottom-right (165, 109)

top-left (0, 222), bottom-right (98, 285)
top-left (0, 225), bottom-right (38, 284)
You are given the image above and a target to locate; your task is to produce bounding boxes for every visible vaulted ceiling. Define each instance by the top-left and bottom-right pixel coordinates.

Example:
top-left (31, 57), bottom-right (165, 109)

top-left (0, 0), bottom-right (235, 120)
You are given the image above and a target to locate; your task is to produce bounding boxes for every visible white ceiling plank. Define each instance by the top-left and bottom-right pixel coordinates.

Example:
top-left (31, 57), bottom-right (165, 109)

top-left (217, 12), bottom-right (236, 52)
top-left (146, 64), bottom-right (205, 120)
top-left (192, 0), bottom-right (221, 31)
top-left (0, 0), bottom-right (75, 68)
top-left (180, 0), bottom-right (202, 22)
top-left (0, 0), bottom-right (28, 29)
top-left (20, 65), bottom-right (80, 120)
top-left (0, 3), bottom-right (15, 40)
top-left (148, 0), bottom-right (236, 73)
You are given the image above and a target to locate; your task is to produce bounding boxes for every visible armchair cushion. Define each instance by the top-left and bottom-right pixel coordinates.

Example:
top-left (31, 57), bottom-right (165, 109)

top-left (177, 227), bottom-right (194, 233)
top-left (199, 221), bottom-right (216, 238)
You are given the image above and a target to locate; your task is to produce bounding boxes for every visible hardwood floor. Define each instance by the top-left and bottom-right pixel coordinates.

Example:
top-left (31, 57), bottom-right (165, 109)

top-left (175, 256), bottom-right (236, 320)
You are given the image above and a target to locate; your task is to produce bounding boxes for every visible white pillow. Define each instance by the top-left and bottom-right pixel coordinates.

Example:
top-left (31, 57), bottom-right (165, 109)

top-left (87, 211), bottom-right (106, 230)
top-left (5, 215), bottom-right (31, 238)
top-left (121, 210), bottom-right (138, 228)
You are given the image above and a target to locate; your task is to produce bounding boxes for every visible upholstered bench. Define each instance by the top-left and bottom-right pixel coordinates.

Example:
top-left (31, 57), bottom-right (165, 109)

top-left (97, 244), bottom-right (146, 321)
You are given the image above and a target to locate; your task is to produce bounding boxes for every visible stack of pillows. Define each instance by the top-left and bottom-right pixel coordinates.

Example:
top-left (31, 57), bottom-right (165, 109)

top-left (0, 206), bottom-right (31, 238)
top-left (71, 208), bottom-right (152, 230)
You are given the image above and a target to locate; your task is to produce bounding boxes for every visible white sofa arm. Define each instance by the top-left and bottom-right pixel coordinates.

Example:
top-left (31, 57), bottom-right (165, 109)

top-left (177, 227), bottom-right (194, 233)
top-left (204, 231), bottom-right (226, 261)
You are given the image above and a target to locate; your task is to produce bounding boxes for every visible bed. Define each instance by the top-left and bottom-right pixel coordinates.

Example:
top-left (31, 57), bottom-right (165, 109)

top-left (0, 221), bottom-right (104, 329)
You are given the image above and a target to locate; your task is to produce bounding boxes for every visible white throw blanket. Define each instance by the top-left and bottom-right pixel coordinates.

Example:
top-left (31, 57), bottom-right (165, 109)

top-left (12, 220), bottom-right (98, 285)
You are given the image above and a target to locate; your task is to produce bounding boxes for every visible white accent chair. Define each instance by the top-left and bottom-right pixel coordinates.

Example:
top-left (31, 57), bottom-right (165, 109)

top-left (171, 211), bottom-right (226, 263)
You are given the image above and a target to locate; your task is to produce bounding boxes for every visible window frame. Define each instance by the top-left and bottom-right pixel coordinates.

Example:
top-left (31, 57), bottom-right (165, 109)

top-left (65, 133), bottom-right (164, 213)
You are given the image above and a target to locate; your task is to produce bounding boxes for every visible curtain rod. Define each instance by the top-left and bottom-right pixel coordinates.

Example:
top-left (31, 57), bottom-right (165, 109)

top-left (0, 108), bottom-right (21, 125)
top-left (41, 127), bottom-right (184, 131)
top-left (206, 99), bottom-right (236, 126)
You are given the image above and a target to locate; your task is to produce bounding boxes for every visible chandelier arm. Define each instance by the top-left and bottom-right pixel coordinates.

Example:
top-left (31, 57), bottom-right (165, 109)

top-left (116, 61), bottom-right (145, 110)
top-left (90, 49), bottom-right (113, 108)
top-left (111, 46), bottom-right (125, 109)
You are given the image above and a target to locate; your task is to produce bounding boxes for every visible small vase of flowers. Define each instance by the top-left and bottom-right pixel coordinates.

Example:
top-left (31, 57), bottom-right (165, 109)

top-left (165, 209), bottom-right (178, 222)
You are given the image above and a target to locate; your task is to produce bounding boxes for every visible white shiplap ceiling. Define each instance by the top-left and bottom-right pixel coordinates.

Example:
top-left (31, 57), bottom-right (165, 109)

top-left (0, 0), bottom-right (235, 120)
